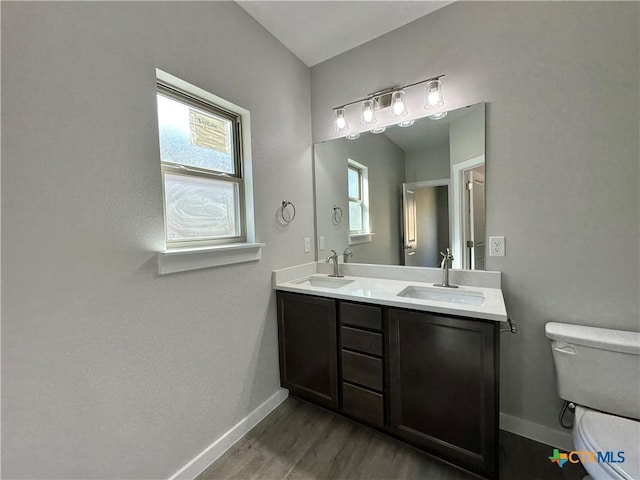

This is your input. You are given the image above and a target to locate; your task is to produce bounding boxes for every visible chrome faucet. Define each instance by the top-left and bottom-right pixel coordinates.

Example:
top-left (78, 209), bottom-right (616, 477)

top-left (326, 250), bottom-right (343, 278)
top-left (435, 248), bottom-right (458, 288)
top-left (343, 247), bottom-right (353, 263)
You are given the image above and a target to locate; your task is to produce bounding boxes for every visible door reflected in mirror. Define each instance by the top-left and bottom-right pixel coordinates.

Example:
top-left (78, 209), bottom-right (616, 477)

top-left (313, 103), bottom-right (485, 270)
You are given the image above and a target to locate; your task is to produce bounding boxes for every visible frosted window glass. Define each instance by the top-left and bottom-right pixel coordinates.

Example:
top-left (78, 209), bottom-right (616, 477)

top-left (348, 167), bottom-right (360, 199)
top-left (164, 173), bottom-right (239, 240)
top-left (157, 94), bottom-right (235, 174)
top-left (349, 201), bottom-right (362, 232)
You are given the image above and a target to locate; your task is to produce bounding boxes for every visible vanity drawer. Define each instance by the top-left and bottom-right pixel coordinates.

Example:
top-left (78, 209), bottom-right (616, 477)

top-left (342, 382), bottom-right (384, 427)
top-left (341, 326), bottom-right (383, 356)
top-left (342, 350), bottom-right (383, 391)
top-left (340, 302), bottom-right (382, 331)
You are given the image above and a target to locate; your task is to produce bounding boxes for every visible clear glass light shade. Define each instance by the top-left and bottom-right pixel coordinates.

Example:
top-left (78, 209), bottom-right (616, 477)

top-left (428, 111), bottom-right (448, 120)
top-left (361, 99), bottom-right (377, 125)
top-left (346, 133), bottom-right (360, 140)
top-left (390, 91), bottom-right (408, 117)
top-left (370, 126), bottom-right (386, 134)
top-left (335, 108), bottom-right (349, 131)
top-left (425, 79), bottom-right (444, 109)
top-left (397, 120), bottom-right (415, 128)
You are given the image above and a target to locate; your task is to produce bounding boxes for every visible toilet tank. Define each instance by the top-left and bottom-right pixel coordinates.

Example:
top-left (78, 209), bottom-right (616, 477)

top-left (545, 322), bottom-right (640, 420)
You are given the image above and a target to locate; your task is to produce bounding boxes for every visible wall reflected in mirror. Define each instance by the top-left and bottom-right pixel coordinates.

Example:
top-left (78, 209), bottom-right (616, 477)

top-left (314, 103), bottom-right (485, 270)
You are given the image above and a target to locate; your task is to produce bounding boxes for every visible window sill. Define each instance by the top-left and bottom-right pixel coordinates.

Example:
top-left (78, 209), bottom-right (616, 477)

top-left (157, 242), bottom-right (265, 275)
top-left (349, 233), bottom-right (374, 245)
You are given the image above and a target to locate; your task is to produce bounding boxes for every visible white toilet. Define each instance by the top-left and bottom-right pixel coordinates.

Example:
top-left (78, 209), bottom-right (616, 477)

top-left (546, 322), bottom-right (640, 480)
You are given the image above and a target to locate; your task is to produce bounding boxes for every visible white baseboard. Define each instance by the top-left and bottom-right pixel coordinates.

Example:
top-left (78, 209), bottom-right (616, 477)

top-left (500, 412), bottom-right (574, 451)
top-left (169, 388), bottom-right (289, 480)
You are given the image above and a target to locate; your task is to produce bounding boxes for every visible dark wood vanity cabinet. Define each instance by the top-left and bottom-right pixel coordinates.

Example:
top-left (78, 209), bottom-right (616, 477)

top-left (276, 291), bottom-right (499, 479)
top-left (387, 308), bottom-right (499, 479)
top-left (276, 292), bottom-right (338, 409)
top-left (339, 302), bottom-right (385, 428)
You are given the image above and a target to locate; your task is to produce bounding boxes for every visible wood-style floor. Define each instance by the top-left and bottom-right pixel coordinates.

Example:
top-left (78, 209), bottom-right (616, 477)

top-left (197, 398), bottom-right (586, 480)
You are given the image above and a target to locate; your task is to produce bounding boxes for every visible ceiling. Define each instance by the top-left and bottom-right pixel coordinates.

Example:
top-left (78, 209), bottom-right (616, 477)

top-left (236, 1), bottom-right (453, 67)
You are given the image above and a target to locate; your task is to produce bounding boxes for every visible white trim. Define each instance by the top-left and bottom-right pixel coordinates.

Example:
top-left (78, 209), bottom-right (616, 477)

top-left (451, 155), bottom-right (484, 269)
top-left (158, 243), bottom-right (265, 274)
top-left (169, 388), bottom-right (289, 480)
top-left (349, 232), bottom-right (374, 245)
top-left (404, 178), bottom-right (450, 190)
top-left (499, 412), bottom-right (574, 452)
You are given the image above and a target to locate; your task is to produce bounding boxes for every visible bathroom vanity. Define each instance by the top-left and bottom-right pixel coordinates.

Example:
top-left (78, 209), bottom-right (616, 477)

top-left (274, 266), bottom-right (507, 480)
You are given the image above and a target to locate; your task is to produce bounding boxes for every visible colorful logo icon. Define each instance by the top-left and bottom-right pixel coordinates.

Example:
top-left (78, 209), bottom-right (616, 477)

top-left (549, 449), bottom-right (569, 468)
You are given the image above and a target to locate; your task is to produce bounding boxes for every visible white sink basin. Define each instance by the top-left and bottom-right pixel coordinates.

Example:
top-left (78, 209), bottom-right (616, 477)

top-left (397, 285), bottom-right (486, 306)
top-left (295, 276), bottom-right (355, 289)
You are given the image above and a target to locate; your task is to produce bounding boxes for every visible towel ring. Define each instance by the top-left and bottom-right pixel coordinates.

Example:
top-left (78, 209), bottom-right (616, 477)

top-left (279, 200), bottom-right (296, 224)
top-left (333, 206), bottom-right (343, 224)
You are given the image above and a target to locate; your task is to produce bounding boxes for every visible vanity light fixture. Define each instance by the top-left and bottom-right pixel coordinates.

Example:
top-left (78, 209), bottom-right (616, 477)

top-left (361, 99), bottom-right (377, 125)
top-left (425, 79), bottom-right (444, 109)
top-left (334, 108), bottom-right (349, 131)
top-left (370, 126), bottom-right (386, 134)
top-left (397, 119), bottom-right (415, 128)
top-left (346, 133), bottom-right (360, 140)
top-left (331, 74), bottom-right (444, 133)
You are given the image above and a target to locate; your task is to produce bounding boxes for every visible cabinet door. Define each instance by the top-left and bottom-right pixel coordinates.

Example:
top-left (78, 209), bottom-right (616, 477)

top-left (388, 309), bottom-right (497, 479)
top-left (277, 292), bottom-right (338, 409)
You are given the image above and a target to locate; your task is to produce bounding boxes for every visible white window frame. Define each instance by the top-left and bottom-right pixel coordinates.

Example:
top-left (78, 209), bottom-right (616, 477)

top-left (155, 69), bottom-right (263, 274)
top-left (347, 158), bottom-right (373, 245)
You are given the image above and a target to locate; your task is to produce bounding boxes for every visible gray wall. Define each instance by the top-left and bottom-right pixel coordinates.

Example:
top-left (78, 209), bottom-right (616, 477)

top-left (314, 133), bottom-right (405, 265)
top-left (311, 1), bottom-right (639, 439)
top-left (405, 144), bottom-right (450, 182)
top-left (450, 103), bottom-right (485, 165)
top-left (2, 3), bottom-right (313, 478)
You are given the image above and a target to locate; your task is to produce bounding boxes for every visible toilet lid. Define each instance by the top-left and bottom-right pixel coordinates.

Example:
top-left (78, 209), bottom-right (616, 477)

top-left (576, 407), bottom-right (640, 480)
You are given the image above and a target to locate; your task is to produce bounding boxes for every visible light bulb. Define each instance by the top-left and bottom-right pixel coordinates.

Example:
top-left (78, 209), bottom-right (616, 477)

top-left (390, 90), bottom-right (407, 118)
top-left (371, 127), bottom-right (386, 134)
top-left (397, 120), bottom-right (415, 128)
top-left (425, 79), bottom-right (444, 109)
top-left (334, 108), bottom-right (349, 131)
top-left (346, 133), bottom-right (360, 140)
top-left (361, 99), bottom-right (376, 125)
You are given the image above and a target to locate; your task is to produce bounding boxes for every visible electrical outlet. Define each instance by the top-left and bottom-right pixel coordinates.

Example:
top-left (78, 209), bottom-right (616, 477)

top-left (304, 237), bottom-right (311, 253)
top-left (489, 236), bottom-right (505, 256)
top-left (319, 236), bottom-right (325, 251)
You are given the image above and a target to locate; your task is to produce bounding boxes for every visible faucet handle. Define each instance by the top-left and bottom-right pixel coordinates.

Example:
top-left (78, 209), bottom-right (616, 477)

top-left (440, 248), bottom-right (454, 260)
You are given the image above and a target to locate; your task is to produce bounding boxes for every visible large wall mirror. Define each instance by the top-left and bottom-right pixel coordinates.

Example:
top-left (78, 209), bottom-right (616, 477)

top-left (314, 102), bottom-right (485, 270)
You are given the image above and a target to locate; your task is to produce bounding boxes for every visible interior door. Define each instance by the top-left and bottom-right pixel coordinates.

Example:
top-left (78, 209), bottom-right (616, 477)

top-left (468, 169), bottom-right (485, 270)
top-left (402, 184), bottom-right (418, 266)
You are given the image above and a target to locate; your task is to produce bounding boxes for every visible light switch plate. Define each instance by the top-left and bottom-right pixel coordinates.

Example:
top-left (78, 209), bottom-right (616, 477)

top-left (489, 236), bottom-right (505, 257)
top-left (304, 237), bottom-right (311, 253)
top-left (319, 236), bottom-right (325, 251)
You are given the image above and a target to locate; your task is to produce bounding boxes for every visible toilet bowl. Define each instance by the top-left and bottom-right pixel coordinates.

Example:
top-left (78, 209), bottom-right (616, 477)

top-left (573, 405), bottom-right (639, 480)
top-left (545, 322), bottom-right (640, 480)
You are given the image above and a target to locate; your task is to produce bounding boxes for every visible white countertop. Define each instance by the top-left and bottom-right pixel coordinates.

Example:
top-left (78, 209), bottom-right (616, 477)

top-left (274, 270), bottom-right (508, 322)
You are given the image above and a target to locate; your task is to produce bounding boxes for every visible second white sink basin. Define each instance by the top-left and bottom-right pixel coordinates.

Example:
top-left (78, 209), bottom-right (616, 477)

top-left (295, 276), bottom-right (355, 289)
top-left (397, 285), bottom-right (486, 306)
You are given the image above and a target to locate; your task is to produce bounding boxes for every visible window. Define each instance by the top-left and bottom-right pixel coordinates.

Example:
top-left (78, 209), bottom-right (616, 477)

top-left (157, 83), bottom-right (245, 247)
top-left (347, 159), bottom-right (372, 244)
top-left (155, 70), bottom-right (261, 274)
top-left (348, 164), bottom-right (364, 233)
